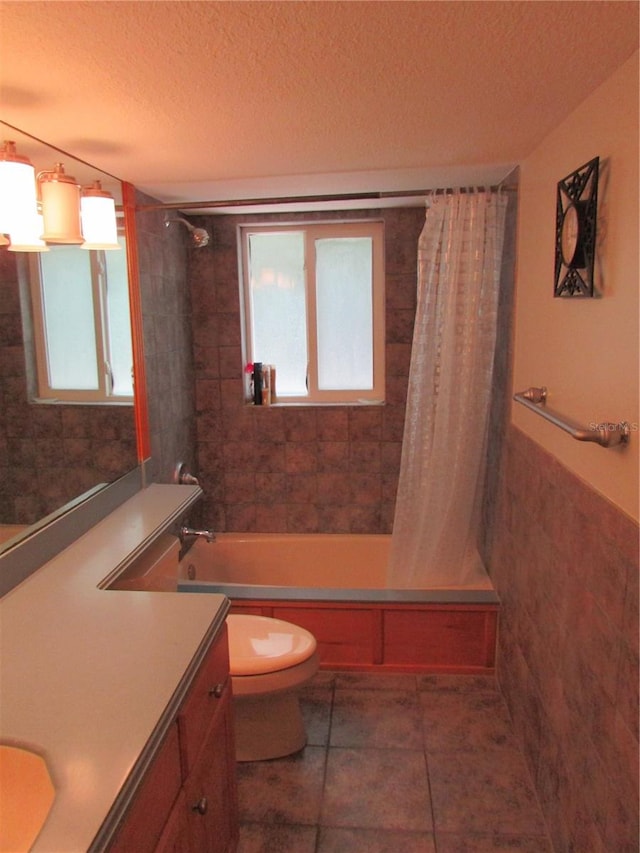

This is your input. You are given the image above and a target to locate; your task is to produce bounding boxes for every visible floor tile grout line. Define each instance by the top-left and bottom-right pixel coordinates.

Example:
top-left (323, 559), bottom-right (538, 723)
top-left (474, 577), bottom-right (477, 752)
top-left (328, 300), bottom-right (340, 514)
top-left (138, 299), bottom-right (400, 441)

top-left (419, 682), bottom-right (440, 853)
top-left (313, 674), bottom-right (336, 853)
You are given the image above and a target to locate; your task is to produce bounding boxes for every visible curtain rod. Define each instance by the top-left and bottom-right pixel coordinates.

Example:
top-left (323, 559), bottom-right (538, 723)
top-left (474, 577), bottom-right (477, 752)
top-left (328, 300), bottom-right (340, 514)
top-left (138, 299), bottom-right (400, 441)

top-left (136, 184), bottom-right (517, 212)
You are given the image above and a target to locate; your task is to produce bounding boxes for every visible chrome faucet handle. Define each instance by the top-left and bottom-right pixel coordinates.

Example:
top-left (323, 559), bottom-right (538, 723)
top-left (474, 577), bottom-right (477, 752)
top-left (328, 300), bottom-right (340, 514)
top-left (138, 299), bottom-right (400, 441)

top-left (179, 526), bottom-right (216, 543)
top-left (174, 462), bottom-right (200, 486)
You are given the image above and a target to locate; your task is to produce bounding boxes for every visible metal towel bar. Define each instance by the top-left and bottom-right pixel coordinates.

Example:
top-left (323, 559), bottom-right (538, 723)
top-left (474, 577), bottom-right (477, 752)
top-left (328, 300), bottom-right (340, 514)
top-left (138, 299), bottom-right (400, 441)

top-left (513, 387), bottom-right (630, 448)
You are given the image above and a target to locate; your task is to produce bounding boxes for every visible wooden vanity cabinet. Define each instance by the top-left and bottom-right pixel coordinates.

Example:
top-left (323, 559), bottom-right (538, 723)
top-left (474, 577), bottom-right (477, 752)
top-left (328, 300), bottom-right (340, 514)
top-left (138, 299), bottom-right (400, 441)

top-left (108, 625), bottom-right (238, 853)
top-left (177, 623), bottom-right (238, 852)
top-left (154, 790), bottom-right (191, 852)
top-left (107, 723), bottom-right (183, 852)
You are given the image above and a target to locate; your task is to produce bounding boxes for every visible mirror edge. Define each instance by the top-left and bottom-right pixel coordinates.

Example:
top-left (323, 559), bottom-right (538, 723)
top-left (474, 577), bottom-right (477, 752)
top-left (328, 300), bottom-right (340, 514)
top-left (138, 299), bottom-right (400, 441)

top-left (122, 181), bottom-right (151, 466)
top-left (0, 465), bottom-right (144, 596)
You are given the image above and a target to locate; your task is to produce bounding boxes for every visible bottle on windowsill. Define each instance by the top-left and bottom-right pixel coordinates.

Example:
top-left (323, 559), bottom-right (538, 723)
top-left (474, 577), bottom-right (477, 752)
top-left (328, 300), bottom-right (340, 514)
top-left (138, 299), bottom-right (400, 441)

top-left (253, 362), bottom-right (263, 405)
top-left (261, 364), bottom-right (271, 405)
top-left (269, 365), bottom-right (276, 403)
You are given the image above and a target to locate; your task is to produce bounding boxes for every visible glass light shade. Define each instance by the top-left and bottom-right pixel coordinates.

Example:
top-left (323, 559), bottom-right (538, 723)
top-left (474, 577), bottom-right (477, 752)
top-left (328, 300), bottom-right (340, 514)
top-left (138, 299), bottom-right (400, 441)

top-left (39, 164), bottom-right (84, 244)
top-left (80, 182), bottom-right (120, 249)
top-left (8, 213), bottom-right (49, 252)
top-left (0, 141), bottom-right (39, 236)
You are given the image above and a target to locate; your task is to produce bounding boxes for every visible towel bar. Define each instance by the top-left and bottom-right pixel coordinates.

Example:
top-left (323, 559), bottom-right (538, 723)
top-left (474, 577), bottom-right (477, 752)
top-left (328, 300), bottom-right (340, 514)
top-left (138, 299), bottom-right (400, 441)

top-left (513, 387), bottom-right (630, 448)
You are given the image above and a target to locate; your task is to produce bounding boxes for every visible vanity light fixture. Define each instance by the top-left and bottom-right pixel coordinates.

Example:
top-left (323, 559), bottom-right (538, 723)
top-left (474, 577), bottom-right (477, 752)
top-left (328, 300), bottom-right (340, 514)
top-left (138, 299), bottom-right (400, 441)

top-left (7, 213), bottom-right (49, 253)
top-left (38, 163), bottom-right (84, 244)
top-left (80, 181), bottom-right (120, 250)
top-left (0, 140), bottom-right (41, 247)
top-left (0, 141), bottom-right (120, 251)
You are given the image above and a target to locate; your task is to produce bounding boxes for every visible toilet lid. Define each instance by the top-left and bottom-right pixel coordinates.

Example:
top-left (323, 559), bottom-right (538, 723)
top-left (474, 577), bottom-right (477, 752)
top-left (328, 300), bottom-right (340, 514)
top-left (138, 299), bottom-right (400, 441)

top-left (226, 614), bottom-right (317, 676)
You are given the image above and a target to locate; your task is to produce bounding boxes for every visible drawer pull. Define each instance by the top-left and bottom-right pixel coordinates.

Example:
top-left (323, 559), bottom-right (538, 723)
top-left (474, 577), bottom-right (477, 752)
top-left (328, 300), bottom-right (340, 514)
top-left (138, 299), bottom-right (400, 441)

top-left (192, 796), bottom-right (208, 815)
top-left (209, 682), bottom-right (224, 698)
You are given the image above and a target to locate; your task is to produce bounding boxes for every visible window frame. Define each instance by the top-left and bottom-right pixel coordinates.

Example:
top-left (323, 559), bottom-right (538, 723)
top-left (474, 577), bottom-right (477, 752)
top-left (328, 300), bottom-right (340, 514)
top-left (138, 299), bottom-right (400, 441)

top-left (239, 220), bottom-right (385, 405)
top-left (28, 243), bottom-right (134, 405)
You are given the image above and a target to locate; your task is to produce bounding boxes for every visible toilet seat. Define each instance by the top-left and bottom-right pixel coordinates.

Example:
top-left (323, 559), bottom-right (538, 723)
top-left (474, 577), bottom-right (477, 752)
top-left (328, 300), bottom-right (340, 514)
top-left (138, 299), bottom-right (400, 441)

top-left (230, 650), bottom-right (320, 698)
top-left (225, 614), bottom-right (320, 760)
top-left (226, 614), bottom-right (317, 676)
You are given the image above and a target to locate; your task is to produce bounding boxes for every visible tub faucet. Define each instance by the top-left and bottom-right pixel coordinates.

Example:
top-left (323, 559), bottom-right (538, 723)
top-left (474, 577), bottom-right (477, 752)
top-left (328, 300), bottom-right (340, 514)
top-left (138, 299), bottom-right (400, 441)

top-left (179, 526), bottom-right (216, 543)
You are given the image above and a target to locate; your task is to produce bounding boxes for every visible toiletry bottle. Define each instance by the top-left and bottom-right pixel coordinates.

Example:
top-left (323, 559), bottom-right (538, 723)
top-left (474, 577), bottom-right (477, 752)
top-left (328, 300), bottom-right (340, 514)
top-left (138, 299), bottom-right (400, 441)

top-left (261, 365), bottom-right (271, 405)
top-left (253, 362), bottom-right (263, 405)
top-left (269, 365), bottom-right (276, 402)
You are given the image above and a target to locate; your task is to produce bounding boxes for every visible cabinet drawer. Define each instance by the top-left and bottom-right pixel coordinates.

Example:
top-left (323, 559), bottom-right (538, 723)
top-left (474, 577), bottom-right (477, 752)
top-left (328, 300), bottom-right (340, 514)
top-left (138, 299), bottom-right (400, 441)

top-left (183, 687), bottom-right (238, 853)
top-left (108, 722), bottom-right (182, 853)
top-left (155, 789), bottom-right (191, 853)
top-left (178, 625), bottom-right (230, 775)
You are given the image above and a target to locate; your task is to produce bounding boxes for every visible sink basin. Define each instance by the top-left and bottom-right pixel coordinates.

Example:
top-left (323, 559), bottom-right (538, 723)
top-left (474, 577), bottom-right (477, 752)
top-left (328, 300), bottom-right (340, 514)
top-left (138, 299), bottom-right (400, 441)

top-left (0, 745), bottom-right (55, 852)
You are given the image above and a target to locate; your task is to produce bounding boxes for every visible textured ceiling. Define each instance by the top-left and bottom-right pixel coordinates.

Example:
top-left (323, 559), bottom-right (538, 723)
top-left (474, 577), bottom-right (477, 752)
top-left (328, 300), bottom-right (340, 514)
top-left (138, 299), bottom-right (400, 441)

top-left (0, 1), bottom-right (638, 208)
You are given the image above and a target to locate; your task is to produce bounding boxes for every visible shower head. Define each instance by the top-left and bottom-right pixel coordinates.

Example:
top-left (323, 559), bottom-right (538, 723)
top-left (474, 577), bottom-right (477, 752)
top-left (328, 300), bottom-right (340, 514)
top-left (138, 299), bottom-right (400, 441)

top-left (164, 215), bottom-right (210, 247)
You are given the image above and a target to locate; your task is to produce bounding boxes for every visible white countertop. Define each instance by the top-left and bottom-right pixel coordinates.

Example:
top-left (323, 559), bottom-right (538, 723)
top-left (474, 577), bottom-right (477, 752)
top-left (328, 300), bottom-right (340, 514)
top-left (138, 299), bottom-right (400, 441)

top-left (0, 485), bottom-right (229, 852)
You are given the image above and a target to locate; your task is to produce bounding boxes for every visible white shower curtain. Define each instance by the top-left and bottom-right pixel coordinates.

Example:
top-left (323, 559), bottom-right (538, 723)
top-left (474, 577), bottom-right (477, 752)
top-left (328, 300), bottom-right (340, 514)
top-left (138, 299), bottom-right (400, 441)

top-left (388, 189), bottom-right (508, 588)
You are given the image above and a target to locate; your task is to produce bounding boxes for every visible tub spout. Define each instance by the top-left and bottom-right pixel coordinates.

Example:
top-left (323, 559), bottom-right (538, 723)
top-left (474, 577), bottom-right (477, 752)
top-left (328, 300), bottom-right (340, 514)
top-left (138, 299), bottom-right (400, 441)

top-left (180, 526), bottom-right (216, 543)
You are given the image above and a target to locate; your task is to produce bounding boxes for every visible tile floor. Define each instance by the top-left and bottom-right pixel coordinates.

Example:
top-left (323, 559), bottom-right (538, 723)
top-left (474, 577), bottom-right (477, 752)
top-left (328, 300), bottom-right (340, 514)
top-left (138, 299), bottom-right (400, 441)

top-left (235, 672), bottom-right (553, 852)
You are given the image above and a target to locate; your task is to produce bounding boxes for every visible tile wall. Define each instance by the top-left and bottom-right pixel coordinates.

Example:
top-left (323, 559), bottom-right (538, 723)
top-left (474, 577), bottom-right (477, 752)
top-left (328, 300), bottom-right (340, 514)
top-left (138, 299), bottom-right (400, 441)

top-left (135, 193), bottom-right (197, 484)
top-left (188, 208), bottom-right (425, 533)
top-left (481, 186), bottom-right (638, 851)
top-left (483, 425), bottom-right (639, 851)
top-left (0, 249), bottom-right (137, 524)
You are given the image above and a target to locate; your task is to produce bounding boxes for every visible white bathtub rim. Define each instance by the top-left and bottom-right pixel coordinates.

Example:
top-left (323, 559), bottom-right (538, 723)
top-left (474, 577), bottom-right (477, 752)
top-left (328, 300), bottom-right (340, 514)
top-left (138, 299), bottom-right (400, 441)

top-left (178, 534), bottom-right (498, 604)
top-left (177, 579), bottom-right (499, 605)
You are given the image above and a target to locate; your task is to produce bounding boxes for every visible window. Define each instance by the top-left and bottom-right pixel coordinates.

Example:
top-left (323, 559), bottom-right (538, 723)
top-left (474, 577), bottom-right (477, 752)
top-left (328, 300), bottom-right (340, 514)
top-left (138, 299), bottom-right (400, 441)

top-left (28, 238), bottom-right (133, 403)
top-left (240, 221), bottom-right (385, 404)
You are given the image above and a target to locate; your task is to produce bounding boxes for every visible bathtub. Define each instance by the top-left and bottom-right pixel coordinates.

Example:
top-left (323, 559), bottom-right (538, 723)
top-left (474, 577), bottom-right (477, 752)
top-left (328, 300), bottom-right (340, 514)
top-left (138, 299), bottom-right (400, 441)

top-left (178, 534), bottom-right (499, 674)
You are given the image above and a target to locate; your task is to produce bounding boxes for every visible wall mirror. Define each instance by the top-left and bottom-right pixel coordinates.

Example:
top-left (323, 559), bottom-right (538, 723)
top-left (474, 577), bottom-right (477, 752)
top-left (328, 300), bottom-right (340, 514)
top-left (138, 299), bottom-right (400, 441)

top-left (0, 122), bottom-right (149, 556)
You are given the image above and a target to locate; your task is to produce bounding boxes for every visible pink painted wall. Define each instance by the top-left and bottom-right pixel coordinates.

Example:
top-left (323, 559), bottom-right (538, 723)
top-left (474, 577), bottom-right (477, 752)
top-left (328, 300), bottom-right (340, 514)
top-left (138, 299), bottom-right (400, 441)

top-left (512, 52), bottom-right (639, 520)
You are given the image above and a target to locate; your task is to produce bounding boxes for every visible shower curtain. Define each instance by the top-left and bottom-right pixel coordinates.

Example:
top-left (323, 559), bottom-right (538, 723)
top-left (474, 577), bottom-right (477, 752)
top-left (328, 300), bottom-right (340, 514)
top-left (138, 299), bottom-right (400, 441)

top-left (388, 188), bottom-right (508, 587)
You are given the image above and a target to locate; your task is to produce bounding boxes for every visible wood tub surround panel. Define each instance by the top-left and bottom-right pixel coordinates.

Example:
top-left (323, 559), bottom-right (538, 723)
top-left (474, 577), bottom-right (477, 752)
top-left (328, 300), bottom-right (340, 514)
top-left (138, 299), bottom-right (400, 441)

top-left (273, 606), bottom-right (379, 666)
top-left (384, 606), bottom-right (497, 669)
top-left (230, 601), bottom-right (498, 673)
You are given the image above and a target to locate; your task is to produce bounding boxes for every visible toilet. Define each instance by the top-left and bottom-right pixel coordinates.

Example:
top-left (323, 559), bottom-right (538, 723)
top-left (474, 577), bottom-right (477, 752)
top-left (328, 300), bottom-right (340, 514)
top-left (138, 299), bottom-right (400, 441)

top-left (226, 614), bottom-right (320, 762)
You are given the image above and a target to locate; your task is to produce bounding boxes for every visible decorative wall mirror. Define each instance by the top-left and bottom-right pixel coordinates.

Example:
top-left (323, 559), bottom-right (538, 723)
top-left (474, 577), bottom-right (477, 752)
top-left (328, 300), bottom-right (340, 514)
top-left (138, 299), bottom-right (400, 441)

top-left (0, 123), bottom-right (149, 556)
top-left (553, 156), bottom-right (599, 297)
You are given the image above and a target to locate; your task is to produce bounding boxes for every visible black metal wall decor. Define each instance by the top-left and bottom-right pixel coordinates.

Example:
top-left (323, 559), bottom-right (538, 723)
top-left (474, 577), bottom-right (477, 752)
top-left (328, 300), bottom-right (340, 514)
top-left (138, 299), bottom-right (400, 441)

top-left (554, 156), bottom-right (599, 297)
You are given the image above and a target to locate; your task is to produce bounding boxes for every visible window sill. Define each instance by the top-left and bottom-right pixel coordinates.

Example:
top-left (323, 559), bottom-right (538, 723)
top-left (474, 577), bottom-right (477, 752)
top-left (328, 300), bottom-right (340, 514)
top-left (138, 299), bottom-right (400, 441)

top-left (31, 398), bottom-right (134, 407)
top-left (244, 400), bottom-right (386, 408)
